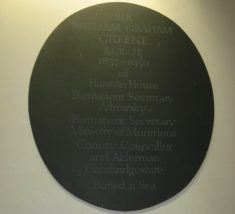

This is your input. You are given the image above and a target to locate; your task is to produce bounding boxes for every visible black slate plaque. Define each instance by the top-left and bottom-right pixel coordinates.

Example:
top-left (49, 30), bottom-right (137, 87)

top-left (29, 3), bottom-right (214, 211)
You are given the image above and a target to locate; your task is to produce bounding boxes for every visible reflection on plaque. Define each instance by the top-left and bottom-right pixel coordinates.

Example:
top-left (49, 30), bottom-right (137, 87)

top-left (29, 3), bottom-right (214, 211)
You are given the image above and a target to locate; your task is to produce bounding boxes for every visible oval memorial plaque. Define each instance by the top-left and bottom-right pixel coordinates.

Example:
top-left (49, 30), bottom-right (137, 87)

top-left (29, 3), bottom-right (214, 211)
